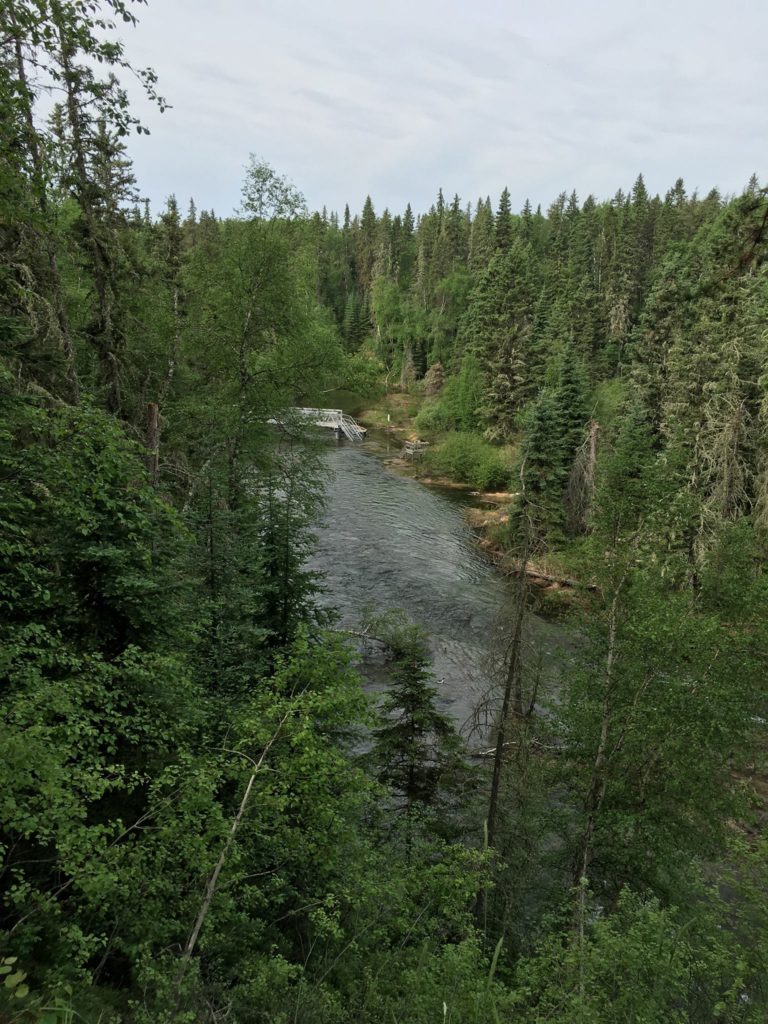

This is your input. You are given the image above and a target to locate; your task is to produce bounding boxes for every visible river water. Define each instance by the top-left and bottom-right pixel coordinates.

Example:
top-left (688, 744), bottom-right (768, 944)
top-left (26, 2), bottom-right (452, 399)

top-left (310, 435), bottom-right (574, 744)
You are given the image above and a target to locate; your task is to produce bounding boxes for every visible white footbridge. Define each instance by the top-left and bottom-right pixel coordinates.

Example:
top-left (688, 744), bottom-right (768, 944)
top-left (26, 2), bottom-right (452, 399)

top-left (270, 407), bottom-right (367, 442)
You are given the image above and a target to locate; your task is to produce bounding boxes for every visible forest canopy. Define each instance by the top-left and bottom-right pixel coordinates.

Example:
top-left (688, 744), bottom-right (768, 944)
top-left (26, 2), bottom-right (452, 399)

top-left (1, 2), bottom-right (767, 1022)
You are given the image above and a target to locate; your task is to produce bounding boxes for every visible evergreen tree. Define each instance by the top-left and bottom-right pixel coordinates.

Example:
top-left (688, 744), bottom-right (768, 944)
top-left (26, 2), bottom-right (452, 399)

top-left (520, 197), bottom-right (534, 240)
top-left (3, 5), bottom-right (768, 1012)
top-left (357, 193), bottom-right (377, 292)
top-left (495, 186), bottom-right (513, 250)
top-left (469, 197), bottom-right (495, 271)
top-left (520, 339), bottom-right (589, 538)
top-left (395, 201), bottom-right (417, 287)
top-left (459, 241), bottom-right (536, 437)
top-left (366, 610), bottom-right (469, 836)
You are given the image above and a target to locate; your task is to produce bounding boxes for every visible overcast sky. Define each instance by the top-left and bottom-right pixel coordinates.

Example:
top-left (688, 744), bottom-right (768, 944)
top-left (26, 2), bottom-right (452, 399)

top-left (122, 0), bottom-right (768, 218)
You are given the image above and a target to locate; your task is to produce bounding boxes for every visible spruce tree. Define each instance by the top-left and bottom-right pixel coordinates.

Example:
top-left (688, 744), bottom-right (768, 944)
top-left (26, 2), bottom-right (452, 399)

top-left (458, 240), bottom-right (537, 437)
top-left (469, 197), bottom-right (495, 271)
top-left (357, 193), bottom-right (377, 292)
top-left (495, 186), bottom-right (513, 250)
top-left (366, 610), bottom-right (468, 837)
top-left (520, 340), bottom-right (589, 539)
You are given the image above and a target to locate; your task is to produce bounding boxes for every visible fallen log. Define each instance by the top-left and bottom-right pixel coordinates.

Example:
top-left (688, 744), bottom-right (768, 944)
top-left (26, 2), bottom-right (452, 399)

top-left (512, 564), bottom-right (598, 592)
top-left (484, 551), bottom-right (598, 591)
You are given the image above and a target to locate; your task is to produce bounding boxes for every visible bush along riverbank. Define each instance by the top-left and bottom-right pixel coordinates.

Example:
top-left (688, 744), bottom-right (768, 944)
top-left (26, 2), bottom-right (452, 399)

top-left (356, 384), bottom-right (514, 490)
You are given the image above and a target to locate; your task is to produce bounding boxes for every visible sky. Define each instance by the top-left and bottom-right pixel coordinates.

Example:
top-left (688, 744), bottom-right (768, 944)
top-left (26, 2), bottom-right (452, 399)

top-left (121, 0), bottom-right (768, 219)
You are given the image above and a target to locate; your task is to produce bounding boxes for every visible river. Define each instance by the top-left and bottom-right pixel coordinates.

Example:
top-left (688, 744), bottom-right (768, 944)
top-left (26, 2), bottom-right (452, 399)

top-left (310, 434), bottom-right (574, 744)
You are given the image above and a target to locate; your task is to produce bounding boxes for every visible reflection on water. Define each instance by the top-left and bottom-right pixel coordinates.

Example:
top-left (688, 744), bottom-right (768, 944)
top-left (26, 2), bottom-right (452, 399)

top-left (310, 438), bottom-right (573, 741)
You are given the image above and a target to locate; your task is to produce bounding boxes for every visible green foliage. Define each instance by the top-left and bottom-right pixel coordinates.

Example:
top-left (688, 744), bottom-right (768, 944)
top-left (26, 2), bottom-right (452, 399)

top-left (423, 432), bottom-right (511, 490)
top-left (518, 341), bottom-right (590, 540)
top-left (342, 289), bottom-right (370, 350)
top-left (591, 377), bottom-right (627, 430)
top-left (590, 397), bottom-right (658, 547)
top-left (338, 350), bottom-right (386, 397)
top-left (360, 937), bottom-right (514, 1023)
top-left (700, 520), bottom-right (768, 620)
top-left (0, 957), bottom-right (29, 1004)
top-left (560, 572), bottom-right (754, 895)
top-left (512, 886), bottom-right (765, 1023)
top-left (0, 373), bottom-right (202, 992)
top-left (3, 2), bottom-right (768, 1019)
top-left (415, 352), bottom-right (484, 434)
top-left (364, 609), bottom-right (471, 833)
top-left (458, 241), bottom-right (538, 438)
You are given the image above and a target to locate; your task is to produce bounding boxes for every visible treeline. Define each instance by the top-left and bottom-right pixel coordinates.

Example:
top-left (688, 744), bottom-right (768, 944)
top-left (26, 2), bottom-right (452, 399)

top-left (2, 1), bottom-right (768, 1022)
top-left (315, 174), bottom-right (726, 376)
top-left (313, 172), bottom-right (768, 551)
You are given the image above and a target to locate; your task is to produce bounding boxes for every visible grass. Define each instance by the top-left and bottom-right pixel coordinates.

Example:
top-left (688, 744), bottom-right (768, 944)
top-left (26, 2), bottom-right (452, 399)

top-left (360, 390), bottom-right (424, 432)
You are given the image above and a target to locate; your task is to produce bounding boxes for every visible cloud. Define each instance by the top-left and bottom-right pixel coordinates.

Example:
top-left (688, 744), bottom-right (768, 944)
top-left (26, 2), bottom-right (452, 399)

top-left (122, 0), bottom-right (768, 217)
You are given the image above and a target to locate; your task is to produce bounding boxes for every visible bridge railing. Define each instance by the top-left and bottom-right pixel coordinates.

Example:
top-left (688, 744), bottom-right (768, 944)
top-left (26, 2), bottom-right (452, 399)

top-left (339, 413), bottom-right (365, 441)
top-left (293, 407), bottom-right (342, 425)
top-left (274, 407), bottom-right (366, 441)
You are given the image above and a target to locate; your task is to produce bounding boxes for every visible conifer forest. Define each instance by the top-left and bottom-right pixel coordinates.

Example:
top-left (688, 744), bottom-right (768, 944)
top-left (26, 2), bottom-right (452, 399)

top-left (1, 3), bottom-right (768, 1021)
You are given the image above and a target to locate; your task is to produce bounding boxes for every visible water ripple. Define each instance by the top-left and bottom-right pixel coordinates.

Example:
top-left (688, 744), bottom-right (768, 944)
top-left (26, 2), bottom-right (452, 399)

top-left (310, 443), bottom-right (572, 738)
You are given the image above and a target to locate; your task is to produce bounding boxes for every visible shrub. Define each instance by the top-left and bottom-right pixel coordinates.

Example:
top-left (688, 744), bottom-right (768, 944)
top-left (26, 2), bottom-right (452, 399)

top-left (414, 355), bottom-right (484, 435)
top-left (423, 432), bottom-right (511, 490)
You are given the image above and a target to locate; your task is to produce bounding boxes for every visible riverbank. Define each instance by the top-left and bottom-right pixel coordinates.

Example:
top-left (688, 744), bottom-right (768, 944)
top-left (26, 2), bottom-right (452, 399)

top-left (353, 389), bottom-right (586, 612)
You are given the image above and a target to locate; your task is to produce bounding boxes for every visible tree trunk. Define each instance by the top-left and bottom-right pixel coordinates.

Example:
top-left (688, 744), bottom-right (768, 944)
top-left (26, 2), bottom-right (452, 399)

top-left (9, 12), bottom-right (79, 400)
top-left (486, 512), bottom-right (533, 848)
top-left (176, 716), bottom-right (288, 988)
top-left (573, 579), bottom-right (623, 888)
top-left (55, 15), bottom-right (122, 414)
top-left (566, 420), bottom-right (600, 535)
top-left (146, 402), bottom-right (160, 485)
